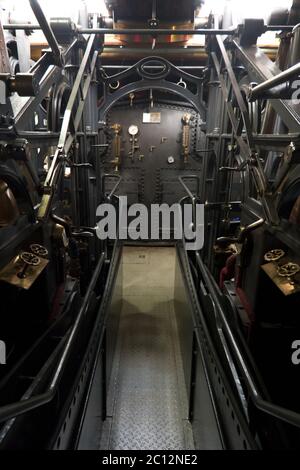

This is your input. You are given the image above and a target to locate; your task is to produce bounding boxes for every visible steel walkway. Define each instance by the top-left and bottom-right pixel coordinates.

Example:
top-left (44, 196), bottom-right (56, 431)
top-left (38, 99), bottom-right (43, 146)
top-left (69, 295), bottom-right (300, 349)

top-left (78, 247), bottom-right (222, 450)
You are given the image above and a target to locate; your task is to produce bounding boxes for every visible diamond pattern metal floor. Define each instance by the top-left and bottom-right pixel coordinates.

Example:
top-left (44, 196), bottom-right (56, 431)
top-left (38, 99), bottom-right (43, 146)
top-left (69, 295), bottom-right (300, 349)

top-left (100, 247), bottom-right (194, 450)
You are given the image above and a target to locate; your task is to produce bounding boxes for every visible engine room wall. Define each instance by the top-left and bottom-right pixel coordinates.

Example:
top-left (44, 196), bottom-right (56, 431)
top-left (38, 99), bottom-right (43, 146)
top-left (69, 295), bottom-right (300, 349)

top-left (101, 101), bottom-right (204, 208)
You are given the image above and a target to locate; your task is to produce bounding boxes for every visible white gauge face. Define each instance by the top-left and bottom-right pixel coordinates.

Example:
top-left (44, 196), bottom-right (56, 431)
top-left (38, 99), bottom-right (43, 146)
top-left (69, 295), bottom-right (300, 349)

top-left (128, 125), bottom-right (139, 136)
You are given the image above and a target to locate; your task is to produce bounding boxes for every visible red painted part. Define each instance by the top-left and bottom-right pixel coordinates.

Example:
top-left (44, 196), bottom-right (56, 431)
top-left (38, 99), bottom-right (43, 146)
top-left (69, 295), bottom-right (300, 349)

top-left (289, 195), bottom-right (300, 225)
top-left (219, 253), bottom-right (255, 340)
top-left (219, 253), bottom-right (236, 289)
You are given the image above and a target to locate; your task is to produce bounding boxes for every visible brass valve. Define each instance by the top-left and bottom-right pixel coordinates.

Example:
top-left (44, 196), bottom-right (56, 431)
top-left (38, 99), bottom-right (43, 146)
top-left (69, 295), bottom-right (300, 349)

top-left (17, 252), bottom-right (41, 279)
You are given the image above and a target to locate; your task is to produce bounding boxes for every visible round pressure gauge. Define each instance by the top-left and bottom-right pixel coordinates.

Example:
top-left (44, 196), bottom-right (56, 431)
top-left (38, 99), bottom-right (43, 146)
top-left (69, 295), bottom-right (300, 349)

top-left (128, 125), bottom-right (139, 136)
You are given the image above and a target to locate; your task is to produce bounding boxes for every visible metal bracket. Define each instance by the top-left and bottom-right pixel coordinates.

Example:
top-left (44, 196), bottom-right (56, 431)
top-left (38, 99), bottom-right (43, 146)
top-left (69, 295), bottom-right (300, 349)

top-left (99, 56), bottom-right (206, 122)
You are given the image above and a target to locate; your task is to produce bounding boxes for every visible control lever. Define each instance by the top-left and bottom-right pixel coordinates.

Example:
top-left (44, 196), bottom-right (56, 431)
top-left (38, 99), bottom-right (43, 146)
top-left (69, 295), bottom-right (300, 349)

top-left (29, 0), bottom-right (63, 67)
top-left (219, 160), bottom-right (248, 172)
top-left (102, 174), bottom-right (122, 202)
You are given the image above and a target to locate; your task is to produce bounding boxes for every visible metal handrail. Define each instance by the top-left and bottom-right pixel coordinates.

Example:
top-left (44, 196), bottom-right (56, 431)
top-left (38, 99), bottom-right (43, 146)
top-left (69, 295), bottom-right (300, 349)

top-left (178, 175), bottom-right (201, 234)
top-left (178, 175), bottom-right (200, 200)
top-left (195, 250), bottom-right (300, 428)
top-left (0, 252), bottom-right (106, 423)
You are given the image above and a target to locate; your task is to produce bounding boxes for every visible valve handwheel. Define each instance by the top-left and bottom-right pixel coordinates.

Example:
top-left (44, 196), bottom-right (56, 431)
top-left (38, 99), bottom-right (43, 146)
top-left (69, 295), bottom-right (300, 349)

top-left (277, 262), bottom-right (300, 278)
top-left (264, 249), bottom-right (285, 262)
top-left (20, 252), bottom-right (40, 266)
top-left (18, 252), bottom-right (41, 279)
top-left (30, 244), bottom-right (48, 258)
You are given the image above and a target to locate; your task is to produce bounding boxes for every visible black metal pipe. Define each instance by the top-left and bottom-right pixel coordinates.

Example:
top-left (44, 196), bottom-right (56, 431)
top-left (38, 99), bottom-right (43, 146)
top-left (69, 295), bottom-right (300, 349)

top-left (249, 61), bottom-right (300, 101)
top-left (2, 24), bottom-right (235, 35)
top-left (251, 82), bottom-right (292, 100)
top-left (266, 25), bottom-right (294, 31)
top-left (3, 24), bottom-right (42, 30)
top-left (3, 24), bottom-right (294, 34)
top-left (80, 28), bottom-right (235, 35)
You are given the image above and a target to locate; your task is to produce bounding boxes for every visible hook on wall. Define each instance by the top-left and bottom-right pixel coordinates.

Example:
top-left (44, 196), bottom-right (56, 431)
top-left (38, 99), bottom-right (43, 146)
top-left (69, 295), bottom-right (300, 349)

top-left (177, 78), bottom-right (187, 89)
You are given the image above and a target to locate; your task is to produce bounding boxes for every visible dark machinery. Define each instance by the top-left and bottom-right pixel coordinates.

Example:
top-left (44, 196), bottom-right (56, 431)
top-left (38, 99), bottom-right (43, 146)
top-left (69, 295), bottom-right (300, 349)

top-left (0, 0), bottom-right (300, 450)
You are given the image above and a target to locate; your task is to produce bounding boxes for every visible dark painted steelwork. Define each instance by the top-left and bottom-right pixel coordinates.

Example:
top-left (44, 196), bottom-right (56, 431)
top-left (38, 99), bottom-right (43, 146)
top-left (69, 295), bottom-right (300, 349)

top-left (1, 0), bottom-right (300, 451)
top-left (176, 245), bottom-right (258, 449)
top-left (29, 0), bottom-right (63, 66)
top-left (0, 252), bottom-right (106, 424)
top-left (211, 36), bottom-right (282, 226)
top-left (99, 56), bottom-right (206, 121)
top-left (38, 34), bottom-right (100, 220)
top-left (194, 251), bottom-right (300, 429)
top-left (232, 40), bottom-right (300, 132)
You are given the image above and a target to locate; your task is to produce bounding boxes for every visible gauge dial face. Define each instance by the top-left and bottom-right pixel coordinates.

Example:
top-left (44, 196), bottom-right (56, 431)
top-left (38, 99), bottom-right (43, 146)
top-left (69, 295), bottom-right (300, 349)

top-left (128, 125), bottom-right (139, 136)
